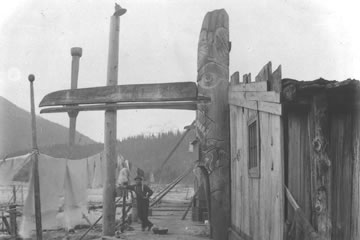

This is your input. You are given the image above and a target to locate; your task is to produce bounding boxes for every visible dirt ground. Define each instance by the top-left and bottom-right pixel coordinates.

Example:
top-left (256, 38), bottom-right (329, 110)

top-left (38, 216), bottom-right (209, 240)
top-left (1, 186), bottom-right (209, 240)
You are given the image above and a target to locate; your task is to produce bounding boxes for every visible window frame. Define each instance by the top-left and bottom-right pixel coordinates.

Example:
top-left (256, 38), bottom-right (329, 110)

top-left (247, 112), bottom-right (260, 178)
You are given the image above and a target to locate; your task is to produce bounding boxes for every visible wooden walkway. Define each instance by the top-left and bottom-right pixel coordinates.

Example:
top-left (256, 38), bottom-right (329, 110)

top-left (117, 198), bottom-right (209, 240)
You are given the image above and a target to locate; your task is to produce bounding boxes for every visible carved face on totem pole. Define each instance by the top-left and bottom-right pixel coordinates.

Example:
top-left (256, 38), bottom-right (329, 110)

top-left (197, 10), bottom-right (229, 89)
top-left (196, 9), bottom-right (230, 172)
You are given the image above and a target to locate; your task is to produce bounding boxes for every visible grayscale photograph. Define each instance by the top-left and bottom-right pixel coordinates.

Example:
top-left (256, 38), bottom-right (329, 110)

top-left (0, 0), bottom-right (359, 239)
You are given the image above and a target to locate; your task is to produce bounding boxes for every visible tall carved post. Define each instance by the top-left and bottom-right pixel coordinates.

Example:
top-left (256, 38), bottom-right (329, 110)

top-left (103, 4), bottom-right (126, 237)
top-left (196, 9), bottom-right (230, 240)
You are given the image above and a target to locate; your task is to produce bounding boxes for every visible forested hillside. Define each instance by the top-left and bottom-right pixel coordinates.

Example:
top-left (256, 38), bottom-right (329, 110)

top-left (117, 130), bottom-right (198, 184)
top-left (9, 131), bottom-right (198, 184)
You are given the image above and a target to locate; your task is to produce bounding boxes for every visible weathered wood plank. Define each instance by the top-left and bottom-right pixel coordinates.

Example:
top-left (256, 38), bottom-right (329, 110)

top-left (259, 112), bottom-right (270, 239)
top-left (287, 112), bottom-right (312, 239)
top-left (243, 73), bottom-right (251, 83)
top-left (330, 113), bottom-right (353, 240)
top-left (308, 94), bottom-right (332, 238)
top-left (352, 110), bottom-right (360, 240)
top-left (229, 92), bottom-right (257, 109)
top-left (39, 82), bottom-right (198, 107)
top-left (242, 108), bottom-right (250, 235)
top-left (255, 62), bottom-right (272, 82)
top-left (230, 104), bottom-right (237, 227)
top-left (272, 113), bottom-right (284, 240)
top-left (40, 99), bottom-right (208, 113)
top-left (247, 109), bottom-right (260, 240)
top-left (230, 81), bottom-right (268, 92)
top-left (229, 90), bottom-right (281, 103)
top-left (258, 101), bottom-right (282, 116)
top-left (228, 92), bottom-right (282, 115)
top-left (287, 112), bottom-right (301, 239)
top-left (271, 65), bottom-right (282, 93)
top-left (231, 72), bottom-right (240, 85)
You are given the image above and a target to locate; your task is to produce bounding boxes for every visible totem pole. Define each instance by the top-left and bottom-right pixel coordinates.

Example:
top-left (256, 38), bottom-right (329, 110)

top-left (196, 9), bottom-right (231, 240)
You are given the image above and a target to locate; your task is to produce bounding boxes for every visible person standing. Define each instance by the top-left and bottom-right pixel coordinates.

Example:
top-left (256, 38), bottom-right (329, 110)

top-left (120, 175), bottom-right (154, 231)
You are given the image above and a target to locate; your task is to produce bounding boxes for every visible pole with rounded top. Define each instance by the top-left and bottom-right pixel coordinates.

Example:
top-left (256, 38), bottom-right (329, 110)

top-left (68, 47), bottom-right (82, 147)
top-left (28, 74), bottom-right (43, 240)
top-left (103, 4), bottom-right (126, 237)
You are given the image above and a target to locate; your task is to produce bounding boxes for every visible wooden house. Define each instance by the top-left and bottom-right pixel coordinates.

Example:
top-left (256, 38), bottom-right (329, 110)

top-left (228, 62), bottom-right (360, 240)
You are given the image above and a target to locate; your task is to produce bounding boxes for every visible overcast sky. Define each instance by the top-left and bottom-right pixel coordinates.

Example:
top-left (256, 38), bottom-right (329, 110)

top-left (1, 0), bottom-right (359, 143)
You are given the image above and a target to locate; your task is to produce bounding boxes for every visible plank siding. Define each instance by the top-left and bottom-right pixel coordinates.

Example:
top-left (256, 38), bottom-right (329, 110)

top-left (351, 109), bottom-right (360, 240)
top-left (286, 112), bottom-right (312, 240)
top-left (230, 104), bottom-right (283, 240)
top-left (230, 105), bottom-right (238, 227)
top-left (330, 112), bottom-right (353, 240)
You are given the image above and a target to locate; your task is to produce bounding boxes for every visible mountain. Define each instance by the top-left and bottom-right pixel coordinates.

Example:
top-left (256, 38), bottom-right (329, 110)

top-left (0, 96), bottom-right (97, 158)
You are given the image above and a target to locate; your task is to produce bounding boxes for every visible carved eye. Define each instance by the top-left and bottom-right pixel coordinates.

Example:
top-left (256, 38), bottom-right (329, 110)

top-left (201, 72), bottom-right (216, 87)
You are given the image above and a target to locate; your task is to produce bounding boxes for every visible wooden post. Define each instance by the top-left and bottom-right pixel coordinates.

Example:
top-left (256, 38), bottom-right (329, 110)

top-left (103, 4), bottom-right (126, 237)
top-left (9, 204), bottom-right (17, 237)
top-left (122, 191), bottom-right (126, 224)
top-left (309, 94), bottom-right (331, 238)
top-left (196, 9), bottom-right (230, 240)
top-left (68, 47), bottom-right (82, 147)
top-left (28, 74), bottom-right (42, 240)
top-left (12, 185), bottom-right (16, 203)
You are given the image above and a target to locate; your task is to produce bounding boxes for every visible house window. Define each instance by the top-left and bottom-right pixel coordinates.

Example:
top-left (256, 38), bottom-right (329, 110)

top-left (248, 115), bottom-right (260, 178)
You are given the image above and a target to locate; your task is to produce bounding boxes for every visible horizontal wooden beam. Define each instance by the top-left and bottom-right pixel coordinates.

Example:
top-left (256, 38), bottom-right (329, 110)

top-left (229, 81), bottom-right (268, 92)
top-left (39, 82), bottom-right (198, 107)
top-left (228, 91), bottom-right (282, 115)
top-left (228, 90), bottom-right (280, 103)
top-left (40, 98), bottom-right (210, 113)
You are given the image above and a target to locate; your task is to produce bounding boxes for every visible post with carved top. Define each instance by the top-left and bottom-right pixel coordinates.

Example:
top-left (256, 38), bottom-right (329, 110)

top-left (196, 9), bottom-right (231, 240)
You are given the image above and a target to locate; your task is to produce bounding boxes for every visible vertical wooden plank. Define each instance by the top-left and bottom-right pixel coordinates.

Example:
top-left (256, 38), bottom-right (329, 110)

top-left (235, 106), bottom-right (241, 232)
top-left (236, 106), bottom-right (241, 232)
top-left (238, 107), bottom-right (250, 235)
top-left (259, 112), bottom-right (271, 239)
top-left (247, 109), bottom-right (260, 240)
top-left (271, 65), bottom-right (282, 93)
top-left (243, 73), bottom-right (251, 83)
top-left (351, 109), bottom-right (360, 240)
top-left (231, 72), bottom-right (240, 85)
top-left (308, 94), bottom-right (332, 238)
top-left (288, 113), bottom-right (310, 240)
top-left (243, 108), bottom-right (251, 236)
top-left (271, 113), bottom-right (284, 240)
top-left (255, 62), bottom-right (272, 83)
top-left (342, 113), bottom-right (354, 240)
top-left (330, 112), bottom-right (353, 240)
top-left (330, 114), bottom-right (343, 240)
top-left (229, 104), bottom-right (237, 228)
